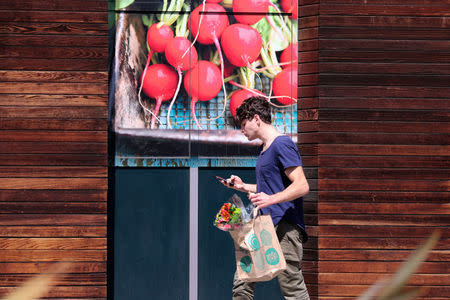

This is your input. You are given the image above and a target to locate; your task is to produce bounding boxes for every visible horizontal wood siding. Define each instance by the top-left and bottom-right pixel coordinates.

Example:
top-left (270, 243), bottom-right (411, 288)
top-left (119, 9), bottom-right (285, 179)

top-left (0, 0), bottom-right (108, 299)
top-left (310, 0), bottom-right (450, 298)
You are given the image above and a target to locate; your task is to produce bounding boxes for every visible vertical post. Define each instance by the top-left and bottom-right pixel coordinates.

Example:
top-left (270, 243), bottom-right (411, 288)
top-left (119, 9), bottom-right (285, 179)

top-left (189, 166), bottom-right (198, 300)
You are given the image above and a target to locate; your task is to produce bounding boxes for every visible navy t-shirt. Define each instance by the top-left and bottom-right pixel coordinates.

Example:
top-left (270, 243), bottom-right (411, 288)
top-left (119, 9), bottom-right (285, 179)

top-left (256, 135), bottom-right (307, 241)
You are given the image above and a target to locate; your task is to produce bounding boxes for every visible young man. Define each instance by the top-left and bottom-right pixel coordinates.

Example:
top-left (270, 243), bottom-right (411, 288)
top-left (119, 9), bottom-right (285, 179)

top-left (222, 96), bottom-right (310, 300)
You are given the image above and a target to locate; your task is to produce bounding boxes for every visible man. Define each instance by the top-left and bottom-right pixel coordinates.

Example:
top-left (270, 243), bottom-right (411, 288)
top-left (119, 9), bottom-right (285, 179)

top-left (221, 96), bottom-right (310, 300)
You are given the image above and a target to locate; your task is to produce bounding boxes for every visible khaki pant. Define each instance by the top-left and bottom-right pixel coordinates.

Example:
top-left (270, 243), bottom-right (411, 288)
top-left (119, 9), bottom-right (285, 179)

top-left (232, 220), bottom-right (310, 300)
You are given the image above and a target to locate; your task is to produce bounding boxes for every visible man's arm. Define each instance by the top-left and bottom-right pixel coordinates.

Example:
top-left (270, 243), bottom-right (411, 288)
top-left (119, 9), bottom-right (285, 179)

top-left (221, 175), bottom-right (257, 194)
top-left (249, 166), bottom-right (309, 209)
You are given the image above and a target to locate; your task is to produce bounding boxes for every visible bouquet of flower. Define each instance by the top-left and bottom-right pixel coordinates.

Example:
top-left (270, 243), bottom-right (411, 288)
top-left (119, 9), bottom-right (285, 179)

top-left (214, 202), bottom-right (243, 231)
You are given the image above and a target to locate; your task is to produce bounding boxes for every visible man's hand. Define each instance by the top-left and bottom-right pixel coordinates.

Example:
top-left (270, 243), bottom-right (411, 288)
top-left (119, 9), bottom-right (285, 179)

top-left (249, 192), bottom-right (275, 209)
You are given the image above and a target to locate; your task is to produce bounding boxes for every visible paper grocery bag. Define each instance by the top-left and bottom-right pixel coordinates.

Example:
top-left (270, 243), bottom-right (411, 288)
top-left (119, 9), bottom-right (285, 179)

top-left (229, 212), bottom-right (286, 282)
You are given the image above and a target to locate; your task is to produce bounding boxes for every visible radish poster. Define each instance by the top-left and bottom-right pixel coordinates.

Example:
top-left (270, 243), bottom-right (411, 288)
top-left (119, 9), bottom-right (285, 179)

top-left (110, 0), bottom-right (298, 167)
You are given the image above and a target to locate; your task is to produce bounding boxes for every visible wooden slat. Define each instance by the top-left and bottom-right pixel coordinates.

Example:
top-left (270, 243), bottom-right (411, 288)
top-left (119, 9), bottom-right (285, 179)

top-left (0, 83), bottom-right (107, 94)
top-left (318, 226), bottom-right (448, 238)
top-left (0, 286), bottom-right (107, 298)
top-left (319, 27), bottom-right (450, 40)
top-left (0, 178), bottom-right (107, 189)
top-left (319, 144), bottom-right (450, 156)
top-left (321, 61), bottom-right (450, 75)
top-left (0, 71), bottom-right (108, 83)
top-left (0, 107), bottom-right (108, 118)
top-left (0, 262), bottom-right (106, 273)
top-left (0, 250), bottom-right (106, 262)
top-left (320, 74), bottom-right (450, 87)
top-left (312, 261), bottom-right (448, 274)
top-left (0, 202), bottom-right (107, 214)
top-left (319, 191), bottom-right (450, 203)
top-left (0, 166), bottom-right (106, 178)
top-left (321, 50), bottom-right (450, 63)
top-left (317, 273), bottom-right (450, 286)
top-left (0, 238), bottom-right (106, 250)
top-left (0, 0), bottom-right (107, 11)
top-left (1, 35), bottom-right (108, 47)
top-left (0, 214), bottom-right (106, 226)
top-left (0, 131), bottom-right (107, 142)
top-left (319, 214), bottom-right (449, 226)
top-left (0, 142), bottom-right (107, 154)
top-left (0, 273), bottom-right (106, 285)
top-left (320, 15), bottom-right (450, 28)
top-left (319, 156), bottom-right (449, 168)
top-left (0, 119), bottom-right (108, 130)
top-left (0, 58), bottom-right (108, 71)
top-left (317, 249), bottom-right (449, 261)
top-left (319, 167), bottom-right (449, 180)
top-left (0, 226), bottom-right (106, 237)
top-left (0, 190), bottom-right (106, 202)
top-left (319, 202), bottom-right (450, 215)
top-left (0, 11), bottom-right (107, 23)
top-left (0, 154), bottom-right (107, 166)
top-left (320, 4), bottom-right (450, 16)
top-left (0, 22), bottom-right (108, 35)
top-left (0, 94), bottom-right (107, 106)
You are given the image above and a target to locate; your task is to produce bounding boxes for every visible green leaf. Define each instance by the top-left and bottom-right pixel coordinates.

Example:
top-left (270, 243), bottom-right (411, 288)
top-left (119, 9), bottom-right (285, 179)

top-left (116, 0), bottom-right (135, 10)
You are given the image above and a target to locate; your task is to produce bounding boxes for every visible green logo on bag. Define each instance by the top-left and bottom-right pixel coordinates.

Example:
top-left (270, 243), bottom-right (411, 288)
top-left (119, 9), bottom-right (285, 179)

top-left (260, 229), bottom-right (272, 246)
top-left (265, 248), bottom-right (280, 265)
top-left (240, 256), bottom-right (252, 273)
top-left (247, 233), bottom-right (260, 251)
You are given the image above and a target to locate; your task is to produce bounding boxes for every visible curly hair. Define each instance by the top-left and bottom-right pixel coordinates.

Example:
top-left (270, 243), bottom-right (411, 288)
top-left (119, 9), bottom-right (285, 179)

top-left (235, 96), bottom-right (271, 126)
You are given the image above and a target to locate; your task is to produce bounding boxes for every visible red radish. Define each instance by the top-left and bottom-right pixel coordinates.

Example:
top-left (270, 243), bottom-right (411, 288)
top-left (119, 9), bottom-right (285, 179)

top-left (281, 0), bottom-right (298, 20)
top-left (230, 89), bottom-right (264, 119)
top-left (188, 3), bottom-right (229, 45)
top-left (165, 37), bottom-right (198, 71)
top-left (280, 43), bottom-right (298, 69)
top-left (232, 0), bottom-right (269, 25)
top-left (272, 67), bottom-right (297, 105)
top-left (147, 22), bottom-right (174, 55)
top-left (188, 3), bottom-right (230, 122)
top-left (164, 36), bottom-right (198, 128)
top-left (221, 24), bottom-right (262, 67)
top-left (140, 64), bottom-right (178, 128)
top-left (184, 61), bottom-right (222, 129)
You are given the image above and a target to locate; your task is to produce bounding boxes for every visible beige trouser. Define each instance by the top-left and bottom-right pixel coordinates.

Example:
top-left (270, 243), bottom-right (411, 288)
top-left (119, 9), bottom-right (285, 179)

top-left (232, 220), bottom-right (310, 300)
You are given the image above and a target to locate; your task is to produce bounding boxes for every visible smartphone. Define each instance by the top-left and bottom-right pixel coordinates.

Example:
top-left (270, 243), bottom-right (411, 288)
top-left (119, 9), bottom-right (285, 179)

top-left (215, 176), bottom-right (234, 186)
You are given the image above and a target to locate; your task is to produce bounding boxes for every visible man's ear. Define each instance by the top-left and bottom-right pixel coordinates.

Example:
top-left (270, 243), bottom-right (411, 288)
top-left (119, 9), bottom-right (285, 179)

top-left (253, 114), bottom-right (261, 125)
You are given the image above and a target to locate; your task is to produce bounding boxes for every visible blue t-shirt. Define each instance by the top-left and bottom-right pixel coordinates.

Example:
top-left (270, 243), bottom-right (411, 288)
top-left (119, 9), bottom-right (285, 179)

top-left (256, 135), bottom-right (307, 241)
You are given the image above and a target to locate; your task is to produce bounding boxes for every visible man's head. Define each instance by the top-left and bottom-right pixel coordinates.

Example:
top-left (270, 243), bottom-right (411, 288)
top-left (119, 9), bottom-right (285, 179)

top-left (235, 96), bottom-right (271, 127)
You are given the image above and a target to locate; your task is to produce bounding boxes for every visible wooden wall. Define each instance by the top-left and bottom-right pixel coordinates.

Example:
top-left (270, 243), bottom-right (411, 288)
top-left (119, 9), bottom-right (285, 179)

top-left (0, 1), bottom-right (108, 299)
top-left (300, 0), bottom-right (450, 299)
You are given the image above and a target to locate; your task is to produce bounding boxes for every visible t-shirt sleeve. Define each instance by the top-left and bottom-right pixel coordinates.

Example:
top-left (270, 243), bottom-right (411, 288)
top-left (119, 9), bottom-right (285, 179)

top-left (276, 137), bottom-right (303, 169)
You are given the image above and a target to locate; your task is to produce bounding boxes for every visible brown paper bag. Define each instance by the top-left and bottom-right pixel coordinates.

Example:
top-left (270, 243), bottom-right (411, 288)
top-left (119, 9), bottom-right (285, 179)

top-left (230, 212), bottom-right (286, 282)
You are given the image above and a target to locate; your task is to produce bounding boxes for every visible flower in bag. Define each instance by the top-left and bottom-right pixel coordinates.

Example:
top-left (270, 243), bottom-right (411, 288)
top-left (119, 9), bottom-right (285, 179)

top-left (214, 202), bottom-right (243, 231)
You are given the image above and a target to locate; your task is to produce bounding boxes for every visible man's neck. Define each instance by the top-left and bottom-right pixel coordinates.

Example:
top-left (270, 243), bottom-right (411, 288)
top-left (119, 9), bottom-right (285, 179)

top-left (258, 123), bottom-right (282, 148)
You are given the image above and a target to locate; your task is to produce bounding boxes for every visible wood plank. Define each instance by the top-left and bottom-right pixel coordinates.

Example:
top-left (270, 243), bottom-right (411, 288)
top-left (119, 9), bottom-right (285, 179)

top-left (318, 225), bottom-right (448, 238)
top-left (0, 107), bottom-right (107, 118)
top-left (319, 203), bottom-right (450, 215)
top-left (0, 119), bottom-right (108, 130)
top-left (301, 121), bottom-right (449, 133)
top-left (320, 4), bottom-right (450, 16)
top-left (0, 214), bottom-right (106, 226)
top-left (319, 110), bottom-right (450, 122)
top-left (0, 154), bottom-right (107, 166)
top-left (299, 16), bottom-right (318, 29)
top-left (0, 190), bottom-right (106, 202)
top-left (318, 273), bottom-right (450, 286)
top-left (0, 94), bottom-right (107, 106)
top-left (318, 249), bottom-right (449, 261)
top-left (319, 168), bottom-right (449, 180)
top-left (319, 27), bottom-right (450, 40)
top-left (0, 166), bottom-right (107, 178)
top-left (320, 15), bottom-right (450, 28)
top-left (299, 28), bottom-right (318, 40)
top-left (321, 50), bottom-right (450, 63)
top-left (0, 178), bottom-right (107, 190)
top-left (0, 23), bottom-right (108, 35)
top-left (318, 97), bottom-right (448, 109)
top-left (301, 132), bottom-right (449, 145)
top-left (320, 0), bottom-right (445, 5)
top-left (319, 191), bottom-right (450, 203)
top-left (0, 142), bottom-right (107, 154)
top-left (298, 51), bottom-right (318, 63)
top-left (0, 262), bottom-right (106, 273)
top-left (319, 144), bottom-right (450, 156)
top-left (0, 83), bottom-right (107, 95)
top-left (1, 35), bottom-right (108, 47)
top-left (319, 86), bottom-right (450, 99)
top-left (0, 226), bottom-right (106, 237)
top-left (0, 250), bottom-right (106, 262)
top-left (319, 214), bottom-right (450, 226)
top-left (0, 71), bottom-right (107, 83)
top-left (321, 62), bottom-right (450, 75)
top-left (0, 0), bottom-right (107, 11)
top-left (315, 284), bottom-right (449, 297)
top-left (0, 131), bottom-right (107, 143)
top-left (299, 40), bottom-right (318, 51)
top-left (319, 179), bottom-right (449, 192)
top-left (321, 39), bottom-right (450, 53)
top-left (0, 58), bottom-right (108, 71)
top-left (300, 4), bottom-right (319, 17)
top-left (319, 156), bottom-right (449, 168)
top-left (320, 74), bottom-right (450, 87)
top-left (0, 273), bottom-right (106, 286)
top-left (0, 238), bottom-right (106, 250)
top-left (299, 62), bottom-right (318, 74)
top-left (0, 286), bottom-right (107, 298)
top-left (0, 11), bottom-right (107, 23)
top-left (0, 202), bottom-right (107, 214)
top-left (318, 238), bottom-right (449, 250)
top-left (313, 261), bottom-right (448, 274)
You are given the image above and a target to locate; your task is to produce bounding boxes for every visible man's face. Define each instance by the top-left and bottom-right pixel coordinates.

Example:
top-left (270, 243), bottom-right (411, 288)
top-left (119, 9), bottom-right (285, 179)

top-left (240, 117), bottom-right (259, 141)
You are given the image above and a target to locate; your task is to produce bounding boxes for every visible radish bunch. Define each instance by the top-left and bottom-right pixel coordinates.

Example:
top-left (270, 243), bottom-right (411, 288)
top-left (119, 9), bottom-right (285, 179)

top-left (137, 0), bottom-right (299, 129)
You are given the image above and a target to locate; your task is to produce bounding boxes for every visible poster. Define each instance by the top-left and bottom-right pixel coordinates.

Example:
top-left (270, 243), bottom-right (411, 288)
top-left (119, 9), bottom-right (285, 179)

top-left (110, 0), bottom-right (298, 167)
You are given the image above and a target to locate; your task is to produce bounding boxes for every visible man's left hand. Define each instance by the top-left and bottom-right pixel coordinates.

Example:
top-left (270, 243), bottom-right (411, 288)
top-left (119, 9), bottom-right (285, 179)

top-left (248, 192), bottom-right (276, 209)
